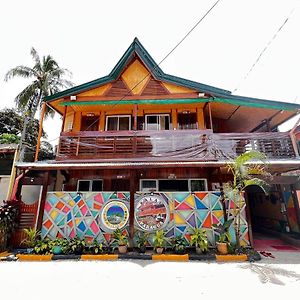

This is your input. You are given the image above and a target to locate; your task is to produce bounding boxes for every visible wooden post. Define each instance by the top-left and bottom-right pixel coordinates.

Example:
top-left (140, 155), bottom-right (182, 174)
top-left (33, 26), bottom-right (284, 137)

top-left (36, 171), bottom-right (50, 231)
top-left (34, 102), bottom-right (47, 162)
top-left (129, 169), bottom-right (136, 240)
top-left (208, 102), bottom-right (213, 131)
top-left (171, 109), bottom-right (178, 130)
top-left (133, 104), bottom-right (138, 131)
top-left (60, 106), bottom-right (67, 132)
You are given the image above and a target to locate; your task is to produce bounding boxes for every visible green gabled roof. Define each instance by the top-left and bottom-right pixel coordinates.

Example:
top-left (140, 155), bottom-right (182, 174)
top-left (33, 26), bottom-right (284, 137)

top-left (45, 37), bottom-right (300, 113)
top-left (44, 37), bottom-right (231, 102)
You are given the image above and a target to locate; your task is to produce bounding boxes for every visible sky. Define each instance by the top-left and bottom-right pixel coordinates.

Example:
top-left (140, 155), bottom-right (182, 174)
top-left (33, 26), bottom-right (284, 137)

top-left (0, 0), bottom-right (300, 146)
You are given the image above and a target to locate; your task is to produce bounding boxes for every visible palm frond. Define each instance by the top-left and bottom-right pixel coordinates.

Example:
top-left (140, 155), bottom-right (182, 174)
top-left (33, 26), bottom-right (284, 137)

top-left (243, 178), bottom-right (270, 194)
top-left (5, 66), bottom-right (35, 81)
top-left (30, 47), bottom-right (41, 68)
top-left (235, 150), bottom-right (267, 168)
top-left (14, 82), bottom-right (39, 110)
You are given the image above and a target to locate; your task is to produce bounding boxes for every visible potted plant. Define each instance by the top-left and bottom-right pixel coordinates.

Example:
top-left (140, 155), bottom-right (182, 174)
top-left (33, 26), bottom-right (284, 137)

top-left (190, 228), bottom-right (208, 254)
top-left (113, 228), bottom-right (128, 254)
top-left (212, 219), bottom-right (234, 255)
top-left (65, 237), bottom-right (87, 255)
top-left (172, 236), bottom-right (187, 254)
top-left (22, 228), bottom-right (40, 253)
top-left (153, 230), bottom-right (166, 254)
top-left (34, 238), bottom-right (53, 255)
top-left (88, 239), bottom-right (104, 254)
top-left (135, 231), bottom-right (148, 253)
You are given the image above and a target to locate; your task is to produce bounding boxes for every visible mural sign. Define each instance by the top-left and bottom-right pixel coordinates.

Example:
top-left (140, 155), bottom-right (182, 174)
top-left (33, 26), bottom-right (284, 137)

top-left (101, 201), bottom-right (129, 231)
top-left (135, 194), bottom-right (169, 231)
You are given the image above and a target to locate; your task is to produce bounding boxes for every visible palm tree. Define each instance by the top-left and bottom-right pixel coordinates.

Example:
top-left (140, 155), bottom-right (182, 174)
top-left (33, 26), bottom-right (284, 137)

top-left (5, 47), bottom-right (73, 118)
top-left (223, 150), bottom-right (271, 250)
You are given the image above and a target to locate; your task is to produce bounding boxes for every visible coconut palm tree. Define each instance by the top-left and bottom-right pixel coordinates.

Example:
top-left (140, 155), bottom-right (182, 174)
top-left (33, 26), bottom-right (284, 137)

top-left (223, 150), bottom-right (271, 250)
top-left (5, 47), bottom-right (73, 118)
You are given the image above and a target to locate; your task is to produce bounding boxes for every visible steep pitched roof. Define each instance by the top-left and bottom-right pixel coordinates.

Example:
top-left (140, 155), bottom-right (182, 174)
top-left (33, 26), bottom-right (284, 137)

top-left (44, 37), bottom-right (230, 102)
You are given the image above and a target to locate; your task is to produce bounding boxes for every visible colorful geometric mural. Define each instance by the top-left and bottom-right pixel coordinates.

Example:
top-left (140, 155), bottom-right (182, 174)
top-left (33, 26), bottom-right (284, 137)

top-left (283, 191), bottom-right (300, 233)
top-left (42, 192), bottom-right (130, 243)
top-left (134, 192), bottom-right (249, 246)
top-left (42, 191), bottom-right (249, 246)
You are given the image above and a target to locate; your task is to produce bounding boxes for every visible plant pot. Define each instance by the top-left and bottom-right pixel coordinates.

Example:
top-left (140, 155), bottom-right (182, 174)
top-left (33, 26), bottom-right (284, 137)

top-left (156, 247), bottom-right (163, 254)
top-left (195, 247), bottom-right (203, 255)
top-left (216, 242), bottom-right (228, 255)
top-left (118, 245), bottom-right (127, 254)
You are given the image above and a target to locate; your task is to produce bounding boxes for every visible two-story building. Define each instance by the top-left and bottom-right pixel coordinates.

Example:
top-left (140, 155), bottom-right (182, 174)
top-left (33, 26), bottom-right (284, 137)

top-left (13, 38), bottom-right (300, 247)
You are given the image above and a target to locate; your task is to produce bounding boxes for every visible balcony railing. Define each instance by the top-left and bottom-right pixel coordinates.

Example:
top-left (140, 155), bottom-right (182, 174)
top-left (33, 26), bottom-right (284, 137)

top-left (56, 130), bottom-right (296, 160)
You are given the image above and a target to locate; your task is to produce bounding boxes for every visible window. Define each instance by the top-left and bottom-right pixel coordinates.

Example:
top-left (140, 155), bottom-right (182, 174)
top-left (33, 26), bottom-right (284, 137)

top-left (178, 112), bottom-right (197, 130)
top-left (81, 116), bottom-right (99, 131)
top-left (145, 114), bottom-right (170, 130)
top-left (77, 180), bottom-right (103, 192)
top-left (139, 179), bottom-right (207, 192)
top-left (106, 115), bottom-right (131, 131)
top-left (140, 179), bottom-right (158, 192)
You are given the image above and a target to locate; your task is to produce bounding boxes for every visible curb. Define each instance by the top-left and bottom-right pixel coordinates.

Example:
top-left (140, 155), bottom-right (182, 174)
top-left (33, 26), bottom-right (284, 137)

top-left (3, 252), bottom-right (259, 262)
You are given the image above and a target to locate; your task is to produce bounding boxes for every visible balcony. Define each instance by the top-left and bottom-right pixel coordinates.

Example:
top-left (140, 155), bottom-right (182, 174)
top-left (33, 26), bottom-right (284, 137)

top-left (56, 130), bottom-right (296, 161)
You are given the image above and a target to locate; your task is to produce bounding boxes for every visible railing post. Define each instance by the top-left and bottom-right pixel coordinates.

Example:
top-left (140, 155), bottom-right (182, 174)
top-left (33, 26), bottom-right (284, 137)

top-left (76, 137), bottom-right (80, 156)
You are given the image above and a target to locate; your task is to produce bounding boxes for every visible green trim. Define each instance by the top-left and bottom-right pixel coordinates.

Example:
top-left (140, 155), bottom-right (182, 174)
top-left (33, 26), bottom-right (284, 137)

top-left (213, 97), bottom-right (299, 111)
top-left (60, 98), bottom-right (208, 106)
top-left (60, 96), bottom-right (300, 111)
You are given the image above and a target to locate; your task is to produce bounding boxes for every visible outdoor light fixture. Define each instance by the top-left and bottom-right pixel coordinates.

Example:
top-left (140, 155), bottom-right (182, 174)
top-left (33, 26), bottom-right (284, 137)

top-left (86, 113), bottom-right (95, 117)
top-left (198, 93), bottom-right (205, 97)
top-left (70, 95), bottom-right (77, 101)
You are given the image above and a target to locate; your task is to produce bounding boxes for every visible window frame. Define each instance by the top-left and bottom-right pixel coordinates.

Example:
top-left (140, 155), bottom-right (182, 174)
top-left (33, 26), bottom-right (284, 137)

top-left (105, 115), bottom-right (132, 131)
top-left (77, 179), bottom-right (103, 192)
top-left (145, 114), bottom-right (170, 130)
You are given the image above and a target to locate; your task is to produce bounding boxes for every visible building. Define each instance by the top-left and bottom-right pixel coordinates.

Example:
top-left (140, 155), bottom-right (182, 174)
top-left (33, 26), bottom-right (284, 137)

top-left (13, 38), bottom-right (300, 247)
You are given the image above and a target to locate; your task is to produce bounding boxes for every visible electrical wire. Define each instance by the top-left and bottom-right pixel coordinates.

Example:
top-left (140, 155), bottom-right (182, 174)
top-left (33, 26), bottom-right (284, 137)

top-left (233, 6), bottom-right (297, 93)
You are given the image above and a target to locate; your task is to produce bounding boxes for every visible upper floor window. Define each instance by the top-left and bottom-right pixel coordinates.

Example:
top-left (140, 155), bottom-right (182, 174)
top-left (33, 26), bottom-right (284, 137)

top-left (81, 116), bottom-right (99, 131)
top-left (106, 115), bottom-right (131, 131)
top-left (145, 114), bottom-right (170, 130)
top-left (178, 112), bottom-right (197, 130)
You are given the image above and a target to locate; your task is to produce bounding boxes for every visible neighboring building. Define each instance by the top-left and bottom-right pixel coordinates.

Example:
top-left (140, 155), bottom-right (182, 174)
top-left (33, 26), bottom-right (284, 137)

top-left (0, 144), bottom-right (18, 205)
top-left (14, 38), bottom-right (300, 246)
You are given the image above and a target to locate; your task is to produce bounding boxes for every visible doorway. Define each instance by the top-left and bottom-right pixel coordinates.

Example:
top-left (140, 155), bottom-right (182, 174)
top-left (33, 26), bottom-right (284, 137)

top-left (111, 179), bottom-right (130, 192)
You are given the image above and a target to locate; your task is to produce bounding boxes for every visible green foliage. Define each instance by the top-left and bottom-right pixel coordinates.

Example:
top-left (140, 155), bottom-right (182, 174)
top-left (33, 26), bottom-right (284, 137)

top-left (34, 238), bottom-right (53, 254)
top-left (212, 219), bottom-right (234, 243)
top-left (0, 133), bottom-right (19, 144)
top-left (5, 47), bottom-right (73, 118)
top-left (134, 231), bottom-right (148, 249)
top-left (0, 201), bottom-right (19, 250)
top-left (190, 228), bottom-right (208, 253)
top-left (153, 230), bottom-right (167, 249)
top-left (112, 228), bottom-right (128, 246)
top-left (172, 236), bottom-right (187, 254)
top-left (63, 237), bottom-right (87, 254)
top-left (88, 240), bottom-right (103, 254)
top-left (22, 228), bottom-right (40, 248)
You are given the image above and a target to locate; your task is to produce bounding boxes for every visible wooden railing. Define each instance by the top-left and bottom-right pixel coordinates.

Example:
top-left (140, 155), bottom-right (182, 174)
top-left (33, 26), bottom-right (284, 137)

top-left (56, 130), bottom-right (296, 160)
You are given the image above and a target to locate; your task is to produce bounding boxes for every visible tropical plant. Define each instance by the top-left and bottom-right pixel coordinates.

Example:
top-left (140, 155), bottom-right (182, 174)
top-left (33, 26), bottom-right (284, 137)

top-left (5, 48), bottom-right (73, 118)
top-left (22, 228), bottom-right (40, 248)
top-left (190, 228), bottom-right (208, 253)
top-left (0, 133), bottom-right (20, 144)
top-left (172, 236), bottom-right (187, 254)
top-left (0, 201), bottom-right (19, 251)
top-left (212, 219), bottom-right (234, 243)
top-left (64, 237), bottom-right (87, 255)
top-left (134, 231), bottom-right (148, 253)
top-left (113, 228), bottom-right (128, 246)
top-left (153, 230), bottom-right (167, 251)
top-left (34, 238), bottom-right (53, 255)
top-left (88, 239), bottom-right (104, 254)
top-left (224, 150), bottom-right (270, 249)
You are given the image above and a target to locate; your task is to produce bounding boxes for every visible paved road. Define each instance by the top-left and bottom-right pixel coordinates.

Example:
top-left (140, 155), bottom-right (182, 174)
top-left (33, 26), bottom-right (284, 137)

top-left (1, 251), bottom-right (299, 300)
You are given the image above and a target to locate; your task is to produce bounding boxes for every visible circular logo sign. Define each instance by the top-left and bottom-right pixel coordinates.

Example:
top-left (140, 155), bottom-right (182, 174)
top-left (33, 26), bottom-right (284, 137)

top-left (135, 194), bottom-right (169, 232)
top-left (101, 201), bottom-right (129, 231)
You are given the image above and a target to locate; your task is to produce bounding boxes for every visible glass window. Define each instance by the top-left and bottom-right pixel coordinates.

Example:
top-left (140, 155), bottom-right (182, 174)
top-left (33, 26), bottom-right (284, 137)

top-left (106, 116), bottom-right (131, 131)
top-left (159, 180), bottom-right (188, 192)
top-left (190, 179), bottom-right (207, 192)
top-left (145, 114), bottom-right (170, 130)
top-left (77, 180), bottom-right (103, 192)
top-left (140, 180), bottom-right (158, 192)
top-left (81, 116), bottom-right (99, 131)
top-left (178, 112), bottom-right (197, 130)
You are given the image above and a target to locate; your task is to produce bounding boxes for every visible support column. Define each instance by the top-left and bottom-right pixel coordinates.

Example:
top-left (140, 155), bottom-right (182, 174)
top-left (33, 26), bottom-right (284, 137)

top-left (133, 104), bottom-right (138, 131)
top-left (208, 102), bottom-right (213, 131)
top-left (34, 102), bottom-right (47, 162)
top-left (36, 171), bottom-right (50, 231)
top-left (171, 109), bottom-right (177, 130)
top-left (129, 169), bottom-right (136, 240)
top-left (60, 106), bottom-right (67, 132)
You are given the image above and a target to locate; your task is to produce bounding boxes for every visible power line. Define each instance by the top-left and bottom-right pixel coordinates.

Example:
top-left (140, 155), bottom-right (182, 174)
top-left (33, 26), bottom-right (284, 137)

top-left (82, 0), bottom-right (222, 131)
top-left (233, 6), bottom-right (297, 93)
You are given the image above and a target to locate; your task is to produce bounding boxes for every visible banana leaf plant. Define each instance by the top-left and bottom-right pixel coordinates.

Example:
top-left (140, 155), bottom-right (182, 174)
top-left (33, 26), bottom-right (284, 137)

top-left (224, 150), bottom-right (271, 249)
